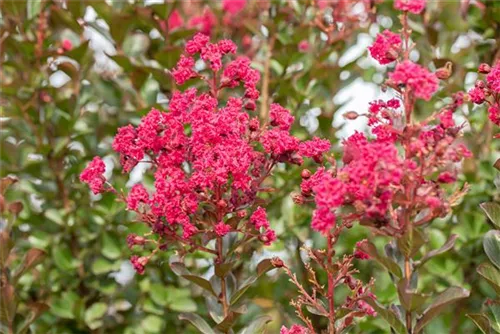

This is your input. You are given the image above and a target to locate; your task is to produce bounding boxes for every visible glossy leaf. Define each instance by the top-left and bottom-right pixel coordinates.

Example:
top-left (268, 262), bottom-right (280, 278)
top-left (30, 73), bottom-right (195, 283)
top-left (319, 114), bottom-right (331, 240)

top-left (179, 313), bottom-right (215, 334)
top-left (361, 298), bottom-right (406, 334)
top-left (358, 241), bottom-right (403, 278)
top-left (417, 234), bottom-right (458, 268)
top-left (237, 315), bottom-right (273, 334)
top-left (484, 230), bottom-right (500, 270)
top-left (467, 313), bottom-right (491, 334)
top-left (414, 287), bottom-right (470, 332)
top-left (477, 262), bottom-right (500, 295)
top-left (480, 202), bottom-right (500, 228)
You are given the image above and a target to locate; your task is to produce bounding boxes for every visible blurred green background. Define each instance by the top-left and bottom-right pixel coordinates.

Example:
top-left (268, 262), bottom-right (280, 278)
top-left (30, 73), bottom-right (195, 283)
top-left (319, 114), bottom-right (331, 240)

top-left (1, 0), bottom-right (499, 333)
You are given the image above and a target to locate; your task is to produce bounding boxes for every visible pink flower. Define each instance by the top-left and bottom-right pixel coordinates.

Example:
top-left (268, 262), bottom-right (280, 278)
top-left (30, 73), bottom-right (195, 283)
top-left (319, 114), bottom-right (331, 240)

top-left (218, 40), bottom-right (237, 54)
top-left (127, 234), bottom-right (146, 248)
top-left (488, 105), bottom-right (500, 126)
top-left (270, 103), bottom-right (294, 131)
top-left (185, 33), bottom-right (210, 55)
top-left (130, 255), bottom-right (148, 275)
top-left (172, 55), bottom-right (197, 85)
top-left (354, 240), bottom-right (370, 260)
top-left (261, 229), bottom-right (277, 246)
top-left (188, 8), bottom-right (216, 35)
top-left (127, 184), bottom-right (149, 210)
top-left (222, 0), bottom-right (246, 14)
top-left (394, 0), bottom-right (426, 14)
top-left (486, 62), bottom-right (500, 93)
top-left (250, 207), bottom-right (270, 230)
top-left (80, 157), bottom-right (106, 194)
top-left (61, 39), bottom-right (72, 51)
top-left (389, 61), bottom-right (439, 101)
top-left (201, 43), bottom-right (223, 72)
top-left (168, 9), bottom-right (183, 30)
top-left (438, 110), bottom-right (455, 128)
top-left (298, 40), bottom-right (310, 53)
top-left (280, 324), bottom-right (308, 334)
top-left (425, 196), bottom-right (441, 208)
top-left (437, 171), bottom-right (456, 184)
top-left (214, 222), bottom-right (231, 236)
top-left (299, 137), bottom-right (331, 163)
top-left (468, 87), bottom-right (485, 104)
top-left (368, 30), bottom-right (401, 65)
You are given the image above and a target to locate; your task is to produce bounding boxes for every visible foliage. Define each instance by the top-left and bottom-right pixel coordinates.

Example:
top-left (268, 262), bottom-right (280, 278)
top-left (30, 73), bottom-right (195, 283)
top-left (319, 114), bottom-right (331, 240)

top-left (1, 0), bottom-right (500, 333)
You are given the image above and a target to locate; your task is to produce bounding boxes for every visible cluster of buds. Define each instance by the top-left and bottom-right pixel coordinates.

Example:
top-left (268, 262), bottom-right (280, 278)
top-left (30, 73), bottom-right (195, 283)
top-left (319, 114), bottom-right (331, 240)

top-left (467, 62), bottom-right (500, 128)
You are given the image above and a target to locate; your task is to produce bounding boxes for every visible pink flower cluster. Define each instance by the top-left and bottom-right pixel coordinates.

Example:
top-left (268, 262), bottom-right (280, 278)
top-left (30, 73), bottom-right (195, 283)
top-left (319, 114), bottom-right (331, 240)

top-left (81, 35), bottom-right (330, 274)
top-left (388, 61), bottom-right (439, 101)
top-left (394, 0), bottom-right (426, 14)
top-left (300, 93), bottom-right (471, 236)
top-left (280, 325), bottom-right (308, 334)
top-left (368, 30), bottom-right (401, 65)
top-left (79, 157), bottom-right (105, 194)
top-left (468, 62), bottom-right (500, 127)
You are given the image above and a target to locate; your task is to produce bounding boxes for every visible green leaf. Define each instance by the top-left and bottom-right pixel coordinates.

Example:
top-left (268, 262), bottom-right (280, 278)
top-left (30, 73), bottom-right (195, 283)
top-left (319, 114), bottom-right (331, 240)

top-left (417, 234), bottom-right (458, 268)
top-left (215, 261), bottom-right (235, 278)
top-left (91, 257), bottom-right (119, 275)
top-left (477, 262), bottom-right (500, 295)
top-left (358, 241), bottom-right (402, 278)
top-left (181, 275), bottom-right (217, 297)
top-left (102, 232), bottom-right (121, 260)
top-left (480, 202), bottom-right (500, 228)
top-left (467, 313), bottom-right (491, 334)
top-left (169, 298), bottom-right (197, 313)
top-left (237, 315), bottom-right (273, 334)
top-left (360, 298), bottom-right (406, 334)
top-left (397, 228), bottom-right (426, 258)
top-left (27, 0), bottom-right (42, 20)
top-left (84, 302), bottom-right (107, 330)
top-left (149, 283), bottom-right (169, 307)
top-left (484, 230), bottom-right (500, 270)
top-left (179, 313), bottom-right (215, 334)
top-left (488, 303), bottom-right (500, 332)
top-left (50, 292), bottom-right (79, 319)
top-left (52, 245), bottom-right (78, 271)
top-left (230, 259), bottom-right (276, 305)
top-left (16, 302), bottom-right (49, 334)
top-left (414, 287), bottom-right (470, 332)
top-left (141, 315), bottom-right (163, 333)
top-left (397, 278), bottom-right (429, 312)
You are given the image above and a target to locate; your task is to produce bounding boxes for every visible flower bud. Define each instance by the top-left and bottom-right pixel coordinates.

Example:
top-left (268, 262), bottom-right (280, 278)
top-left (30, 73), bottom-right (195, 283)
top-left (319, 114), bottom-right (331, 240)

top-left (237, 210), bottom-right (247, 218)
top-left (385, 48), bottom-right (399, 62)
top-left (478, 63), bottom-right (491, 74)
top-left (475, 80), bottom-right (485, 89)
top-left (435, 62), bottom-right (452, 80)
top-left (217, 199), bottom-right (227, 208)
top-left (244, 100), bottom-right (256, 111)
top-left (301, 169), bottom-right (312, 179)
top-left (249, 118), bottom-right (259, 131)
top-left (271, 257), bottom-right (284, 268)
top-left (291, 192), bottom-right (305, 205)
top-left (343, 111), bottom-right (359, 120)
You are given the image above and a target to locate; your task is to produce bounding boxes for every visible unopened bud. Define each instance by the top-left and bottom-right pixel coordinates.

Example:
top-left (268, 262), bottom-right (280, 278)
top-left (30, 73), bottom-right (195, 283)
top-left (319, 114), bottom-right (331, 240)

top-left (271, 257), bottom-right (284, 268)
top-left (291, 192), bottom-right (305, 205)
top-left (301, 169), bottom-right (312, 179)
top-left (217, 199), bottom-right (227, 208)
top-left (385, 48), bottom-right (399, 62)
top-left (435, 62), bottom-right (453, 80)
top-left (343, 111), bottom-right (359, 120)
top-left (475, 80), bottom-right (485, 89)
top-left (237, 210), bottom-right (247, 218)
top-left (478, 63), bottom-right (491, 74)
top-left (244, 100), bottom-right (256, 111)
top-left (249, 118), bottom-right (259, 131)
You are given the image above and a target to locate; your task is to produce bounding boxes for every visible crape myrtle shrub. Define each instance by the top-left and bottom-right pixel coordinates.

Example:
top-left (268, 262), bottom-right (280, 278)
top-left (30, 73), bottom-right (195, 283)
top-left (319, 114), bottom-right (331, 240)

top-left (1, 0), bottom-right (500, 333)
